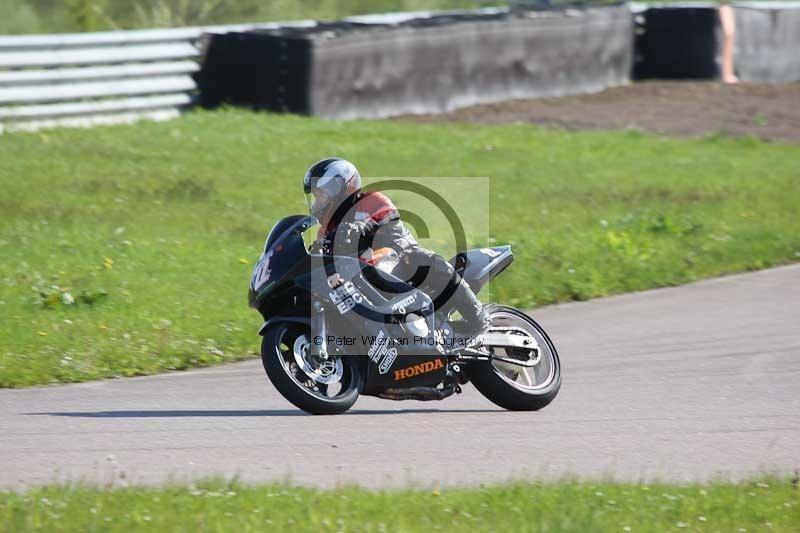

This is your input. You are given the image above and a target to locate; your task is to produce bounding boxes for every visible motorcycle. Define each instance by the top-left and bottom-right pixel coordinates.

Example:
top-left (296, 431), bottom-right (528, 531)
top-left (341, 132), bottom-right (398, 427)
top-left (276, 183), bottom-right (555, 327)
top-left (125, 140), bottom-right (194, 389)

top-left (248, 214), bottom-right (561, 415)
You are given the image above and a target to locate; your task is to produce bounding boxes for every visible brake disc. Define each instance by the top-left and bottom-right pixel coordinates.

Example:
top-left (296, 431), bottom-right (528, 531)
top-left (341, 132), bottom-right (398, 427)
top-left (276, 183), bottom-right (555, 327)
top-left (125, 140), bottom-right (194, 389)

top-left (292, 335), bottom-right (344, 384)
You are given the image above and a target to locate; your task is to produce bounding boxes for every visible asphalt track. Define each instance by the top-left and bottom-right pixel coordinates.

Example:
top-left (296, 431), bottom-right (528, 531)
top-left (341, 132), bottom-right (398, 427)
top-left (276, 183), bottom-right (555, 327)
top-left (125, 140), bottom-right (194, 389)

top-left (1, 265), bottom-right (798, 490)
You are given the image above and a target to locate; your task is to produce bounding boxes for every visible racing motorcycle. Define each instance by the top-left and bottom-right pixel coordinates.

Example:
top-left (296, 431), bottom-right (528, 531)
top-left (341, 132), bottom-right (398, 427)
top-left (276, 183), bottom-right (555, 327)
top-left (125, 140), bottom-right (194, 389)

top-left (248, 215), bottom-right (561, 415)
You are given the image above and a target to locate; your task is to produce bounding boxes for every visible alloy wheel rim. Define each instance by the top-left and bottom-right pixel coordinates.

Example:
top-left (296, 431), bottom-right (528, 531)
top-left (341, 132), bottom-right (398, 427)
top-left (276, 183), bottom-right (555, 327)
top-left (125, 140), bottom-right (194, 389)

top-left (278, 329), bottom-right (349, 400)
top-left (488, 311), bottom-right (556, 391)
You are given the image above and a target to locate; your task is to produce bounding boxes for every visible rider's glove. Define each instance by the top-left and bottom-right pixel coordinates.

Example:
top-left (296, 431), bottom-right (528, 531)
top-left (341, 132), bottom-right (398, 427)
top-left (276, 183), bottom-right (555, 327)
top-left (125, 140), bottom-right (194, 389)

top-left (324, 221), bottom-right (372, 245)
top-left (319, 220), bottom-right (379, 251)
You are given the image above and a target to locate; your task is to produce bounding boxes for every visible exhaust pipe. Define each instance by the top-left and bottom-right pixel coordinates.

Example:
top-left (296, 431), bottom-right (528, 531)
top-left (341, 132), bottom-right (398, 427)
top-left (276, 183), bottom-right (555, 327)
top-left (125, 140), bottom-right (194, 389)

top-left (377, 385), bottom-right (457, 401)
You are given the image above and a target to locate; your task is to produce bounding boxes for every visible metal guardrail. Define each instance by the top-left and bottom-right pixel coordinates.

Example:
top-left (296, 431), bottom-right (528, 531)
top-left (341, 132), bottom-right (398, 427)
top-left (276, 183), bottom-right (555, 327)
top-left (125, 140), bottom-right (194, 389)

top-left (0, 21), bottom-right (315, 133)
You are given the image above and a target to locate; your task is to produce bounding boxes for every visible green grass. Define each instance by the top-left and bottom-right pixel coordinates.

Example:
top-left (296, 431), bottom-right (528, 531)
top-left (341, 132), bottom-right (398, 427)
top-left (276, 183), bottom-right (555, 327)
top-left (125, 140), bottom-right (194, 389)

top-left (0, 109), bottom-right (799, 387)
top-left (4, 0), bottom-right (498, 34)
top-left (5, 1), bottom-right (759, 34)
top-left (1, 478), bottom-right (798, 532)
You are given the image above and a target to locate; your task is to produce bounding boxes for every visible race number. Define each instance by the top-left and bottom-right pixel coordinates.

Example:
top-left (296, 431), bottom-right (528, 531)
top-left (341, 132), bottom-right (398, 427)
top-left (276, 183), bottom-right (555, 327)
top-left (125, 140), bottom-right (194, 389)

top-left (251, 250), bottom-right (274, 291)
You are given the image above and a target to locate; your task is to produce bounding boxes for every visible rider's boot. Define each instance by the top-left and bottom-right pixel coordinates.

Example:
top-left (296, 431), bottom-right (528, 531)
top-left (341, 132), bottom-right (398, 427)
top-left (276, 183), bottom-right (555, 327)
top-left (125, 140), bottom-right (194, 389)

top-left (448, 279), bottom-right (492, 345)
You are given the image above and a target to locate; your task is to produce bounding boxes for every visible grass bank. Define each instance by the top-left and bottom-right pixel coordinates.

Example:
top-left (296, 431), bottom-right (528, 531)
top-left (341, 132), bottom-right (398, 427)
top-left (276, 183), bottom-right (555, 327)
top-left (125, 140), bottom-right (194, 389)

top-left (1, 0), bottom-right (497, 34)
top-left (0, 109), bottom-right (798, 387)
top-left (1, 478), bottom-right (798, 532)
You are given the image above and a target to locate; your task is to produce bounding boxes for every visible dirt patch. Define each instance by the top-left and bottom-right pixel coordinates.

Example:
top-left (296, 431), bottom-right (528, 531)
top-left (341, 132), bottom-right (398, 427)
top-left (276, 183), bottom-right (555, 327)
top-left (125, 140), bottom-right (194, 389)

top-left (399, 81), bottom-right (800, 143)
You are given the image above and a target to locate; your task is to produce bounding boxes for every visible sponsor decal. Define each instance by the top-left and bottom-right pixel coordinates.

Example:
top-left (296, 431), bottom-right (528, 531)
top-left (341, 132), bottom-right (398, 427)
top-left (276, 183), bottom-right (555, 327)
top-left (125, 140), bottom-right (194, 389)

top-left (379, 349), bottom-right (398, 374)
top-left (329, 281), bottom-right (363, 315)
top-left (367, 330), bottom-right (388, 360)
top-left (368, 330), bottom-right (398, 375)
top-left (480, 247), bottom-right (502, 258)
top-left (391, 294), bottom-right (417, 314)
top-left (393, 358), bottom-right (444, 381)
top-left (251, 250), bottom-right (273, 291)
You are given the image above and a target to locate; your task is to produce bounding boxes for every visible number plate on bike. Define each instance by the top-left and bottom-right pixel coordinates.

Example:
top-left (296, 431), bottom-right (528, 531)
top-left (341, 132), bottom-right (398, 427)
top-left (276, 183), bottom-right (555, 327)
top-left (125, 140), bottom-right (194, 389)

top-left (251, 251), bottom-right (273, 291)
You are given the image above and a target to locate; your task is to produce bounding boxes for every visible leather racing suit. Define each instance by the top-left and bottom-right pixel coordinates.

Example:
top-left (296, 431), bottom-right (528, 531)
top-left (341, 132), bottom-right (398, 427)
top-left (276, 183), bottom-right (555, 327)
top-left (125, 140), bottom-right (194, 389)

top-left (313, 190), bottom-right (490, 335)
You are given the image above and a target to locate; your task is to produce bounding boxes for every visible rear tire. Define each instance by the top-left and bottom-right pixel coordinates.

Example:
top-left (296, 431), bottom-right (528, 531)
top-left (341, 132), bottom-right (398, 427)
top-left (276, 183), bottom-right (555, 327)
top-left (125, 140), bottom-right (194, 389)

top-left (261, 322), bottom-right (360, 415)
top-left (468, 305), bottom-right (561, 411)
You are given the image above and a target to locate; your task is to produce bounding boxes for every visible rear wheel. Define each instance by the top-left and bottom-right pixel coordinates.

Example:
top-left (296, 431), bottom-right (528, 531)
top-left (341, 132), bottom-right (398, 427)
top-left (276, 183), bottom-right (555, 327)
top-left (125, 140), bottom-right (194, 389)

top-left (261, 322), bottom-right (360, 415)
top-left (468, 305), bottom-right (561, 411)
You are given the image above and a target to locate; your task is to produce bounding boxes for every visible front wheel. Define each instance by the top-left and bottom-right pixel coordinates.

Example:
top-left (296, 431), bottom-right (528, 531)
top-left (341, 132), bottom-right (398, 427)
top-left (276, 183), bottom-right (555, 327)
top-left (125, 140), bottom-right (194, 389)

top-left (261, 322), bottom-right (360, 415)
top-left (468, 305), bottom-right (561, 411)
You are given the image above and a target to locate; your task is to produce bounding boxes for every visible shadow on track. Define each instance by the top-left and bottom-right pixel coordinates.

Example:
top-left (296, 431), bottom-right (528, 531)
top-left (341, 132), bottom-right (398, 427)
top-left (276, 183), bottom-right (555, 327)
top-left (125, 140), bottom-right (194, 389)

top-left (28, 408), bottom-right (500, 418)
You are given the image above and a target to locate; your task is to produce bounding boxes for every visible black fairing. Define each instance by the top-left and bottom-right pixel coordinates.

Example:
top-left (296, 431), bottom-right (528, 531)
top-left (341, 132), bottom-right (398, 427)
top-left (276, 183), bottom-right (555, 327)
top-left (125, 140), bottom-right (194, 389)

top-left (299, 255), bottom-right (444, 394)
top-left (264, 215), bottom-right (316, 252)
top-left (248, 215), bottom-right (315, 310)
top-left (451, 245), bottom-right (513, 294)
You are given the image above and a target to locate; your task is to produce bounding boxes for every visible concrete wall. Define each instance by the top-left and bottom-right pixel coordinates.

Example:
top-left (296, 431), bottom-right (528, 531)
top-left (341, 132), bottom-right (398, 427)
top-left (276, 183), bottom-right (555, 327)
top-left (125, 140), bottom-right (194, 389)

top-left (734, 4), bottom-right (800, 82)
top-left (200, 6), bottom-right (633, 120)
top-left (309, 6), bottom-right (633, 119)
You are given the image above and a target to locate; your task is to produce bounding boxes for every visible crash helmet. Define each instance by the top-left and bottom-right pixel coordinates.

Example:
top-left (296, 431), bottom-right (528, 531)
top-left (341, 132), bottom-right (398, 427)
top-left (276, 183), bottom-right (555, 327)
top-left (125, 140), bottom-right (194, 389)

top-left (303, 158), bottom-right (362, 223)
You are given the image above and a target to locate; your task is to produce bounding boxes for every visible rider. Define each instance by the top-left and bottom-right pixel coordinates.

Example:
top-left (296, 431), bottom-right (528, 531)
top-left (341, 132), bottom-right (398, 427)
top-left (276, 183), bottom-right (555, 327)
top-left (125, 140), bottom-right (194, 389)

top-left (303, 157), bottom-right (491, 340)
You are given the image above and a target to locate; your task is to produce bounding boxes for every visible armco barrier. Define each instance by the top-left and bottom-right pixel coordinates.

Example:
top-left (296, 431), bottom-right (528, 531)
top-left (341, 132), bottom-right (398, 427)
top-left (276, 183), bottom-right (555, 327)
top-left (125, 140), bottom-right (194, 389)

top-left (199, 6), bottom-right (634, 120)
top-left (0, 21), bottom-right (314, 133)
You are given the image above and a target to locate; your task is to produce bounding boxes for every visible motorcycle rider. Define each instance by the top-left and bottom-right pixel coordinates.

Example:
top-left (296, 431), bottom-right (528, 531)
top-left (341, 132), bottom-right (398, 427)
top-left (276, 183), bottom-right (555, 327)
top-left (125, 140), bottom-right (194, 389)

top-left (304, 157), bottom-right (491, 340)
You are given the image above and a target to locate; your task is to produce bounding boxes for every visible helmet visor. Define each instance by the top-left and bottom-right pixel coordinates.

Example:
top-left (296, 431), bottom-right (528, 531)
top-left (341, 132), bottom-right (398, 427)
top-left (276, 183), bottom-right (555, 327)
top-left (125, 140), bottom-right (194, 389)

top-left (305, 188), bottom-right (334, 222)
top-left (305, 175), bottom-right (345, 222)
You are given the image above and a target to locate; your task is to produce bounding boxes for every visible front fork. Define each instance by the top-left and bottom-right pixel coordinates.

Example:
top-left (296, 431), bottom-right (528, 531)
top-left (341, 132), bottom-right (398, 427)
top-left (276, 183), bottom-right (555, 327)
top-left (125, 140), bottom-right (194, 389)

top-left (311, 300), bottom-right (328, 359)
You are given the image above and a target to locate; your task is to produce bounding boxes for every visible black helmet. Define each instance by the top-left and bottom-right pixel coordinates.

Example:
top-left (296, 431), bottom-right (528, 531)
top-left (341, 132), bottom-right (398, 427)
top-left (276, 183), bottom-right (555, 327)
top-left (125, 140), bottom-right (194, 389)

top-left (303, 158), bottom-right (362, 222)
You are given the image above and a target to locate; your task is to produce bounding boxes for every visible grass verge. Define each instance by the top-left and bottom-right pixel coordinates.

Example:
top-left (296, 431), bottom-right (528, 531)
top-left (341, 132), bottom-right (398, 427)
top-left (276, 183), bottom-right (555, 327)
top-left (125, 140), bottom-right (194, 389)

top-left (1, 109), bottom-right (799, 387)
top-left (1, 0), bottom-right (499, 34)
top-left (1, 478), bottom-right (798, 532)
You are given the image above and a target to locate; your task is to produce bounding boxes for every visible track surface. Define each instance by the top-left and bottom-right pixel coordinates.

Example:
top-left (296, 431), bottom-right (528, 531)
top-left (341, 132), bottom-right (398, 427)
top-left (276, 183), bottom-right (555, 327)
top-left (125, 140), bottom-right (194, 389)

top-left (1, 265), bottom-right (799, 490)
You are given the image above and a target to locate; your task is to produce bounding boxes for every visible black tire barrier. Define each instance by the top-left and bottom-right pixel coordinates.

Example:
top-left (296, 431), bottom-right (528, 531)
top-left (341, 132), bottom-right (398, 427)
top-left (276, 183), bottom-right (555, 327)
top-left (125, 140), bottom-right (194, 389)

top-left (633, 7), bottom-right (722, 80)
top-left (198, 30), bottom-right (314, 114)
top-left (198, 6), bottom-right (633, 119)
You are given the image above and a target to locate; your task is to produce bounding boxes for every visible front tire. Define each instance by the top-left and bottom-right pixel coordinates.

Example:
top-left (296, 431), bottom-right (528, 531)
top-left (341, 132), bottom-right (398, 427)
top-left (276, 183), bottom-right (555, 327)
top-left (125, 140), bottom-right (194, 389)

top-left (261, 322), bottom-right (360, 415)
top-left (468, 305), bottom-right (561, 411)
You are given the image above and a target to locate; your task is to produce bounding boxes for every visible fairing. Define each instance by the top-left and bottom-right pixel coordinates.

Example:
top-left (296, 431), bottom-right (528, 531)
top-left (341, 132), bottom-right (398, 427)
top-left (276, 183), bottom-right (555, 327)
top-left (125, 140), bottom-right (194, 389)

top-left (248, 215), bottom-right (316, 309)
top-left (451, 245), bottom-right (513, 294)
